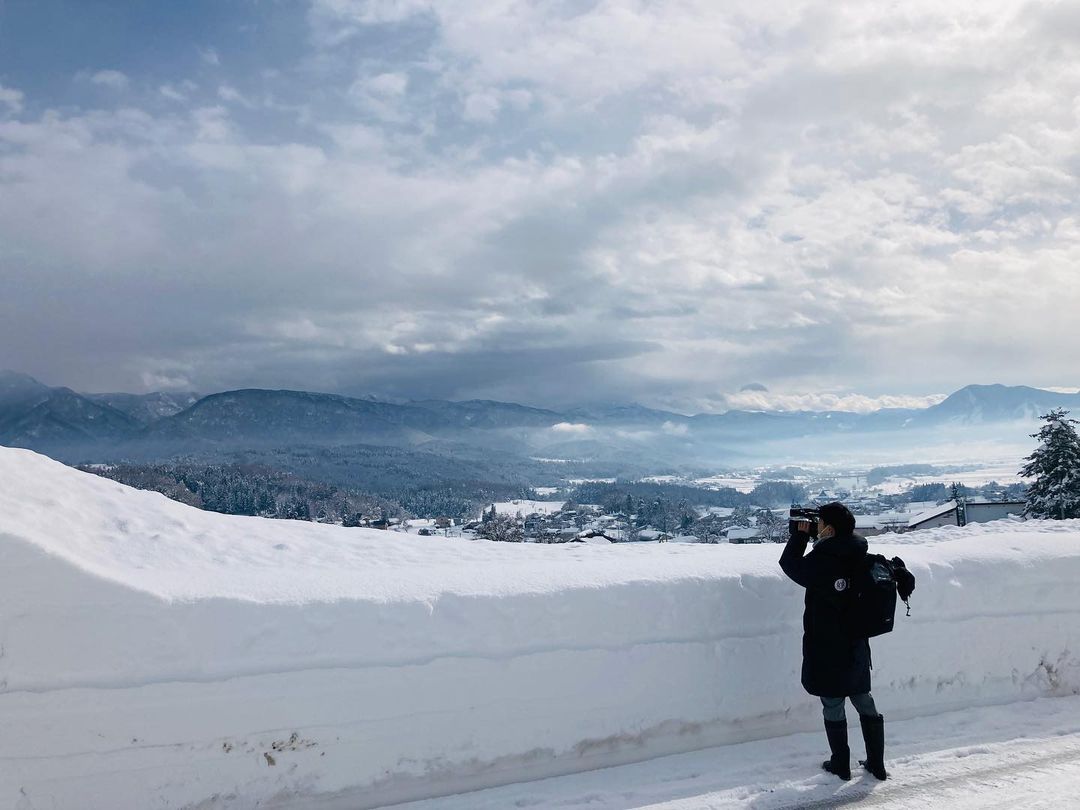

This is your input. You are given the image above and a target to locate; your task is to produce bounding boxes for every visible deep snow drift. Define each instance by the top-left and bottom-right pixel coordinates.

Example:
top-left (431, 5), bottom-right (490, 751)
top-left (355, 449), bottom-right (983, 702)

top-left (1, 446), bottom-right (1079, 809)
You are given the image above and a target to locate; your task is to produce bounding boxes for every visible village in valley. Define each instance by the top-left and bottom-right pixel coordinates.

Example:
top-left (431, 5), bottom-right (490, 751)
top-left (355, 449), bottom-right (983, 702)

top-left (382, 463), bottom-right (1029, 545)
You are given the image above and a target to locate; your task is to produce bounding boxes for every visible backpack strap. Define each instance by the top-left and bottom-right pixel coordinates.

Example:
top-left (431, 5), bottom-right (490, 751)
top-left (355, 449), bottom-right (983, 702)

top-left (890, 556), bottom-right (916, 616)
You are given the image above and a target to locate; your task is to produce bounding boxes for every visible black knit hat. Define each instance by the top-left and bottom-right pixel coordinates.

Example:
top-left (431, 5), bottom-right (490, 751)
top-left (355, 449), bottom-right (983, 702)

top-left (818, 501), bottom-right (855, 535)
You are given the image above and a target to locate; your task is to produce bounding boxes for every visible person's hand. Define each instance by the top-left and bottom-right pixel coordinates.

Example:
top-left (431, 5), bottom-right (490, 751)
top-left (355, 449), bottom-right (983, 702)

top-left (795, 520), bottom-right (812, 533)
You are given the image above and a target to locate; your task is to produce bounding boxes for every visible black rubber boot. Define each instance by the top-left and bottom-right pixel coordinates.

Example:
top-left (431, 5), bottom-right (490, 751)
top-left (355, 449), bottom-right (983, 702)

top-left (822, 719), bottom-right (851, 780)
top-left (859, 714), bottom-right (888, 780)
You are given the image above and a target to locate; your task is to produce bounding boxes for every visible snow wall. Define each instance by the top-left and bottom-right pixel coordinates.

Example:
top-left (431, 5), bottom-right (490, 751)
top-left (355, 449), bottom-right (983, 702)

top-left (1, 446), bottom-right (1079, 810)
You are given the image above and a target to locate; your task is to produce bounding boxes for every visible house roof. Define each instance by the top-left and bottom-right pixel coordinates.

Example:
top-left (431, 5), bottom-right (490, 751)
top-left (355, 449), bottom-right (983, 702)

top-left (908, 500), bottom-right (957, 528)
top-left (908, 499), bottom-right (1026, 528)
top-left (726, 527), bottom-right (761, 540)
top-left (855, 512), bottom-right (909, 530)
top-left (636, 529), bottom-right (671, 541)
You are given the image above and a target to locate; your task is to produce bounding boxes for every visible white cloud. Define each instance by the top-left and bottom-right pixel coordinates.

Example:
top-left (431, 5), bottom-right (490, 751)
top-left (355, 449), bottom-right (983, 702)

top-left (140, 370), bottom-right (193, 390)
top-left (348, 71), bottom-right (411, 121)
top-left (366, 72), bottom-right (408, 96)
top-left (4, 1), bottom-right (1080, 404)
top-left (191, 106), bottom-right (233, 143)
top-left (313, 0), bottom-right (757, 108)
top-left (217, 85), bottom-right (252, 106)
top-left (0, 83), bottom-right (24, 114)
top-left (552, 422), bottom-right (594, 435)
top-left (313, 0), bottom-right (431, 27)
top-left (722, 391), bottom-right (949, 414)
top-left (87, 70), bottom-right (130, 89)
top-left (159, 82), bottom-right (196, 102)
top-left (462, 91), bottom-right (499, 123)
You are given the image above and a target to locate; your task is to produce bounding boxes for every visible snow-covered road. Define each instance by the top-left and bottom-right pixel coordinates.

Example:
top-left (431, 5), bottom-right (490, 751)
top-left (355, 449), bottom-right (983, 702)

top-left (394, 696), bottom-right (1080, 810)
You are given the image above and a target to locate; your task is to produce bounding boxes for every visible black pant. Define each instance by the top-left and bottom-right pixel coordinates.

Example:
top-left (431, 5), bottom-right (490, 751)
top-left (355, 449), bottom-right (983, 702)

top-left (821, 693), bottom-right (878, 723)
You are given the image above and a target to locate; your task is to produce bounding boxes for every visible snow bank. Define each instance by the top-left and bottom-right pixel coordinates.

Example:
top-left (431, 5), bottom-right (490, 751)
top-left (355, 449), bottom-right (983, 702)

top-left (1, 447), bottom-right (1079, 809)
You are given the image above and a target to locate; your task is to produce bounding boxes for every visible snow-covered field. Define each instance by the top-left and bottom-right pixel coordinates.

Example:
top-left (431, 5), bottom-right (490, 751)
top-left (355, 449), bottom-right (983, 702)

top-left (490, 499), bottom-right (566, 516)
top-left (869, 459), bottom-right (1029, 496)
top-left (694, 458), bottom-right (1029, 500)
top-left (1, 446), bottom-right (1079, 809)
top-left (693, 474), bottom-right (760, 493)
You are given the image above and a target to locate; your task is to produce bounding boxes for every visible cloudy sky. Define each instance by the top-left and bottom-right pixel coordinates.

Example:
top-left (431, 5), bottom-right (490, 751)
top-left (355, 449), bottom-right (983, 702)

top-left (1, 0), bottom-right (1078, 413)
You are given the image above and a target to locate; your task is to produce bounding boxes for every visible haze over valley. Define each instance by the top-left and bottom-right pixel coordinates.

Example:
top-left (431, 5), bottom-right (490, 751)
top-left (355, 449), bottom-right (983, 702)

top-left (1, 368), bottom-right (1065, 523)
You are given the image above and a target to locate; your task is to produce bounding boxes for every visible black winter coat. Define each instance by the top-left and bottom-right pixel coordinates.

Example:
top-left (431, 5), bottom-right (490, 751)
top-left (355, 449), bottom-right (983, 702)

top-left (780, 530), bottom-right (872, 698)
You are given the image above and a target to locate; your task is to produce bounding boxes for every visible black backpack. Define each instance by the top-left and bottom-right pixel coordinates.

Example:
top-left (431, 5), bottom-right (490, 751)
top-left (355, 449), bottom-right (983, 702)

top-left (844, 554), bottom-right (916, 639)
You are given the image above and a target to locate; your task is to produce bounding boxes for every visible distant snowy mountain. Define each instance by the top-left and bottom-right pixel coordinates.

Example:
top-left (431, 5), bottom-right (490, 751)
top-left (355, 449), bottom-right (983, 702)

top-left (916, 384), bottom-right (1080, 424)
top-left (2, 371), bottom-right (1076, 469)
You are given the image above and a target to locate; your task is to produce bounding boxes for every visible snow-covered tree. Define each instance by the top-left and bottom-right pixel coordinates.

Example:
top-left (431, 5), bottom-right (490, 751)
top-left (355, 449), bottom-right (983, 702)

top-left (729, 505), bottom-right (753, 528)
top-left (1020, 409), bottom-right (1080, 519)
top-left (690, 513), bottom-right (726, 543)
top-left (754, 508), bottom-right (785, 543)
top-left (476, 512), bottom-right (524, 542)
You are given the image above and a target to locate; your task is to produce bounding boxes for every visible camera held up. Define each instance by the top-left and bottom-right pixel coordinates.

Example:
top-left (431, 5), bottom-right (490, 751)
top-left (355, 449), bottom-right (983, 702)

top-left (788, 505), bottom-right (820, 538)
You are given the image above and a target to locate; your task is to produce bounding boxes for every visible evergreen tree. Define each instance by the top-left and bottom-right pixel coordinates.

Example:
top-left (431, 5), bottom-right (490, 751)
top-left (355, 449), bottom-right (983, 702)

top-left (635, 497), bottom-right (647, 526)
top-left (949, 482), bottom-right (963, 503)
top-left (677, 499), bottom-right (695, 532)
top-left (748, 480), bottom-right (808, 507)
top-left (1020, 409), bottom-right (1080, 519)
top-left (907, 483), bottom-right (948, 502)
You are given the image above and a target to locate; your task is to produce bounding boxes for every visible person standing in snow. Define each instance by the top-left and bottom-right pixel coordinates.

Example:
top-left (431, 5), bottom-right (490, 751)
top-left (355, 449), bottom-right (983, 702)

top-left (780, 501), bottom-right (888, 782)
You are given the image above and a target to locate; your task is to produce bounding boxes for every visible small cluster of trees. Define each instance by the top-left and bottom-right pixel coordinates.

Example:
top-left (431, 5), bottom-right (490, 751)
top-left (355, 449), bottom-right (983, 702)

top-left (688, 510), bottom-right (744, 543)
top-left (81, 463), bottom-right (539, 525)
top-left (217, 443), bottom-right (540, 519)
top-left (81, 462), bottom-right (404, 525)
top-left (395, 485), bottom-right (531, 521)
top-left (632, 496), bottom-right (698, 535)
top-left (476, 509), bottom-right (524, 542)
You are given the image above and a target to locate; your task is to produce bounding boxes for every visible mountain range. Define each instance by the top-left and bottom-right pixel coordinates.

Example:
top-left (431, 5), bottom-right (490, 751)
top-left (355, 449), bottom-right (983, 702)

top-left (2, 371), bottom-right (1077, 470)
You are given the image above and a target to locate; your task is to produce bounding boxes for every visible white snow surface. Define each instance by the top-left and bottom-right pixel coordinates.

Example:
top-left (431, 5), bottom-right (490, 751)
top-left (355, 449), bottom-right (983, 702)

top-left (2, 447), bottom-right (1080, 809)
top-left (490, 498), bottom-right (566, 516)
top-left (395, 696), bottom-right (1080, 809)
